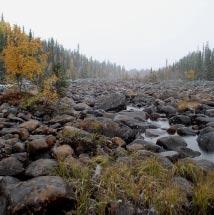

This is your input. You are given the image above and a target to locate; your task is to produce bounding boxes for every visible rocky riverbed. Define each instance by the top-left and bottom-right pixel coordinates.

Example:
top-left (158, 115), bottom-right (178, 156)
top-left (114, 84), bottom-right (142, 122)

top-left (0, 79), bottom-right (214, 214)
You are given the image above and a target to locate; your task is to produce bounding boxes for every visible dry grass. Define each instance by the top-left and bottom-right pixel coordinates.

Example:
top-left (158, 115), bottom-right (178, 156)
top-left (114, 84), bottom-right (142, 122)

top-left (177, 99), bottom-right (201, 112)
top-left (192, 172), bottom-right (214, 214)
top-left (174, 160), bottom-right (204, 183)
top-left (55, 153), bottom-right (214, 215)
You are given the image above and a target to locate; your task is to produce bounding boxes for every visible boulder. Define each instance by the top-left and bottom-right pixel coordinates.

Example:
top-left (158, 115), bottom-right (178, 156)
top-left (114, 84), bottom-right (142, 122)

top-left (145, 128), bottom-right (166, 137)
top-left (61, 126), bottom-right (100, 155)
top-left (114, 110), bottom-right (147, 129)
top-left (27, 138), bottom-right (49, 154)
top-left (156, 136), bottom-right (187, 151)
top-left (197, 131), bottom-right (214, 152)
top-left (177, 127), bottom-right (197, 136)
top-left (159, 151), bottom-right (181, 162)
top-left (127, 139), bottom-right (162, 153)
top-left (8, 176), bottom-right (75, 214)
top-left (169, 115), bottom-right (191, 126)
top-left (77, 117), bottom-right (136, 143)
top-left (178, 147), bottom-right (201, 158)
top-left (53, 145), bottom-right (74, 160)
top-left (157, 105), bottom-right (176, 115)
top-left (25, 159), bottom-right (58, 177)
top-left (0, 157), bottom-right (24, 176)
top-left (95, 93), bottom-right (126, 111)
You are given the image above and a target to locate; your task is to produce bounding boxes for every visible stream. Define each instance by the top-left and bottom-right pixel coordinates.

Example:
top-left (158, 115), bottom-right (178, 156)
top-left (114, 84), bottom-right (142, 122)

top-left (127, 106), bottom-right (214, 162)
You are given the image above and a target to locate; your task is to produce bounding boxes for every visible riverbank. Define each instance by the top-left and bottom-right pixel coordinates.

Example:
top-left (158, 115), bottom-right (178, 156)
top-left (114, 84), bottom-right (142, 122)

top-left (0, 79), bottom-right (214, 214)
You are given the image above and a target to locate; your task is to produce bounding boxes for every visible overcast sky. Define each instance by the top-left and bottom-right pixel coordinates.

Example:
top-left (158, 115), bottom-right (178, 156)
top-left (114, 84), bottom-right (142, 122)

top-left (1, 0), bottom-right (214, 70)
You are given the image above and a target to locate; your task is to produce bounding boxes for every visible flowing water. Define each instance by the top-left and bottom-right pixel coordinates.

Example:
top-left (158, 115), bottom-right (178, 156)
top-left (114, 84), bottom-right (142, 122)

top-left (127, 106), bottom-right (214, 162)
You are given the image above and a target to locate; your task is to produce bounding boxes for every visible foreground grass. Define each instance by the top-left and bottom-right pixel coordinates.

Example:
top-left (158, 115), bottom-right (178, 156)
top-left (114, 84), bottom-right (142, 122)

top-left (55, 153), bottom-right (214, 215)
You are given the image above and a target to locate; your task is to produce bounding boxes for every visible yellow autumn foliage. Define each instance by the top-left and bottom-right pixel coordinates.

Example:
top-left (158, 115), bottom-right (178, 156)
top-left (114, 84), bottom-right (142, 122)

top-left (3, 25), bottom-right (47, 90)
top-left (185, 69), bottom-right (196, 81)
top-left (42, 74), bottom-right (58, 102)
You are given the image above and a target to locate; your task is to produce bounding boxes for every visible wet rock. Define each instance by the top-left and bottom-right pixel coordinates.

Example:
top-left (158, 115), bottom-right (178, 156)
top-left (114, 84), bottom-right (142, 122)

top-left (197, 131), bottom-right (214, 152)
top-left (145, 128), bottom-right (167, 137)
top-left (8, 176), bottom-right (75, 214)
top-left (169, 115), bottom-right (191, 126)
top-left (177, 127), bottom-right (197, 136)
top-left (0, 157), bottom-right (24, 176)
top-left (167, 124), bottom-right (184, 134)
top-left (157, 136), bottom-right (187, 151)
top-left (95, 93), bottom-right (126, 111)
top-left (53, 145), bottom-right (74, 160)
top-left (178, 147), bottom-right (201, 158)
top-left (114, 110), bottom-right (147, 129)
top-left (25, 159), bottom-right (58, 177)
top-left (199, 126), bottom-right (214, 135)
top-left (20, 119), bottom-right (40, 131)
top-left (159, 151), bottom-right (181, 162)
top-left (157, 105), bottom-right (176, 116)
top-left (195, 116), bottom-right (214, 125)
top-left (11, 152), bottom-right (28, 163)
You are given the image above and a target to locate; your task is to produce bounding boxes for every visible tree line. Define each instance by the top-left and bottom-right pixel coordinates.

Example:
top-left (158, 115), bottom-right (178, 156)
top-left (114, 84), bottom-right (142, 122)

top-left (0, 16), bottom-right (127, 90)
top-left (144, 43), bottom-right (214, 82)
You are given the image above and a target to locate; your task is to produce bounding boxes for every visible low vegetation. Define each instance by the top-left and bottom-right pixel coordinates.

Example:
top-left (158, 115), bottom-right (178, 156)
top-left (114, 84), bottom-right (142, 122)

top-left (55, 153), bottom-right (214, 215)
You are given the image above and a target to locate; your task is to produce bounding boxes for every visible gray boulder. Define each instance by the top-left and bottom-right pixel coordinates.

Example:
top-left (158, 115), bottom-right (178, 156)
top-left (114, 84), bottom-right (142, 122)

top-left (25, 159), bottom-right (58, 177)
top-left (0, 157), bottom-right (24, 176)
top-left (95, 93), bottom-right (126, 111)
top-left (157, 136), bottom-right (187, 151)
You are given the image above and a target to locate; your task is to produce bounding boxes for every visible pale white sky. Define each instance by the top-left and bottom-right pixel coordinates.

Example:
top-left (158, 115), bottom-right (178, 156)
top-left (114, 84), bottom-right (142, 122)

top-left (1, 0), bottom-right (214, 70)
